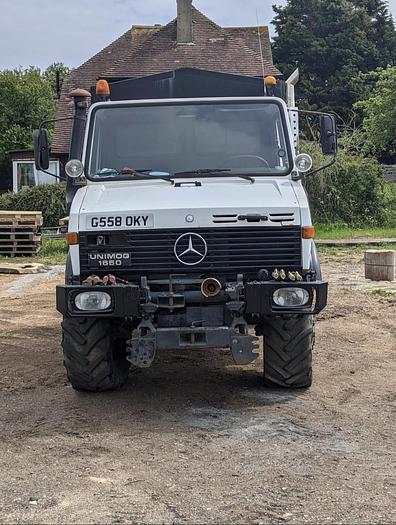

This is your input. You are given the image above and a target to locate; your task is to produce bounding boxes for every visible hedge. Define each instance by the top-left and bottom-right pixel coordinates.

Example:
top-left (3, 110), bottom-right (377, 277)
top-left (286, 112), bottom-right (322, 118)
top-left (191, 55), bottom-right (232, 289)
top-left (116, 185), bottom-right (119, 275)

top-left (303, 145), bottom-right (396, 227)
top-left (0, 161), bottom-right (395, 228)
top-left (0, 184), bottom-right (66, 227)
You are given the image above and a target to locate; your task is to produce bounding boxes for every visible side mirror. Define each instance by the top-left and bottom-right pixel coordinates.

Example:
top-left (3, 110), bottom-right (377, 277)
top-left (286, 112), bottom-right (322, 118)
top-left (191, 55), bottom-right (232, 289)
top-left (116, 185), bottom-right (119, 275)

top-left (33, 128), bottom-right (50, 171)
top-left (320, 115), bottom-right (337, 156)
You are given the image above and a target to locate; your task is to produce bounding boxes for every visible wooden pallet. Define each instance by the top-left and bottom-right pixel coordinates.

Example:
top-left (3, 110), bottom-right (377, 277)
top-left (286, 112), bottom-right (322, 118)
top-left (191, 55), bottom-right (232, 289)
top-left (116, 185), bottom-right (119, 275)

top-left (0, 211), bottom-right (43, 227)
top-left (0, 232), bottom-right (41, 242)
top-left (0, 238), bottom-right (41, 253)
top-left (0, 242), bottom-right (41, 248)
top-left (0, 211), bottom-right (43, 232)
top-left (0, 223), bottom-right (40, 234)
top-left (0, 212), bottom-right (42, 257)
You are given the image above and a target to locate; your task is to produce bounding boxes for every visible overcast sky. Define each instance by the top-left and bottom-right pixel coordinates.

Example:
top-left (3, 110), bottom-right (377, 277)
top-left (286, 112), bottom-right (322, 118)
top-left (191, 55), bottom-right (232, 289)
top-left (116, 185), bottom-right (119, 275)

top-left (0, 0), bottom-right (395, 70)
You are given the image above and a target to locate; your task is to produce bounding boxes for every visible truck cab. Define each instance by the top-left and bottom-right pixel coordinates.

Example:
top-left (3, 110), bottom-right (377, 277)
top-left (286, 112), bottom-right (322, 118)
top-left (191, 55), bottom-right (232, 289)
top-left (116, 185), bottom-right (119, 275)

top-left (35, 75), bottom-right (336, 392)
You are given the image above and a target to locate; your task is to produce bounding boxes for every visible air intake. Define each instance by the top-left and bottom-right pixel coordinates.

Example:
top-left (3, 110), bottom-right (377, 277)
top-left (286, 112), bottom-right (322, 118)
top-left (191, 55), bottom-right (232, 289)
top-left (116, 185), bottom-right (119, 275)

top-left (269, 213), bottom-right (295, 223)
top-left (212, 214), bottom-right (238, 224)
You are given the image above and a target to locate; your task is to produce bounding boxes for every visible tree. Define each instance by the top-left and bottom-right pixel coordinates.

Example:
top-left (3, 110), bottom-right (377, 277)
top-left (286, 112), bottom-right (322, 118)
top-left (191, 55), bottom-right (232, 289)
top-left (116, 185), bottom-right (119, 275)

top-left (43, 63), bottom-right (72, 98)
top-left (356, 66), bottom-right (396, 160)
top-left (353, 0), bottom-right (396, 68)
top-left (0, 67), bottom-right (58, 167)
top-left (272, 0), bottom-right (396, 118)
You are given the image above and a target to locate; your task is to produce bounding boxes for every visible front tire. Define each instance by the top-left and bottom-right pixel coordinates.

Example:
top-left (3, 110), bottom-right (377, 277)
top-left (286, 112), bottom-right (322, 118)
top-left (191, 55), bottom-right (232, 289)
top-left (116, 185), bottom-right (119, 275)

top-left (62, 317), bottom-right (130, 392)
top-left (259, 315), bottom-right (314, 388)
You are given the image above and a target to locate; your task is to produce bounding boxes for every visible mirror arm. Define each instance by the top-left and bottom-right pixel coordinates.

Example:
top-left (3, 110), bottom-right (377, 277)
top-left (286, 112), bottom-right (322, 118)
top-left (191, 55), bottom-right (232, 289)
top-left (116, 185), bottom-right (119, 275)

top-left (294, 108), bottom-right (338, 119)
top-left (38, 116), bottom-right (85, 129)
top-left (37, 168), bottom-right (66, 182)
top-left (290, 108), bottom-right (337, 181)
top-left (292, 153), bottom-right (337, 181)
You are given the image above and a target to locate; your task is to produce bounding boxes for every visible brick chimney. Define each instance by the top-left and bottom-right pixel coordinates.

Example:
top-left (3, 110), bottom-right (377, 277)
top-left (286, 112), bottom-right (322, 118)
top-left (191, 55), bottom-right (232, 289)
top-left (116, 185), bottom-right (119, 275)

top-left (177, 0), bottom-right (193, 44)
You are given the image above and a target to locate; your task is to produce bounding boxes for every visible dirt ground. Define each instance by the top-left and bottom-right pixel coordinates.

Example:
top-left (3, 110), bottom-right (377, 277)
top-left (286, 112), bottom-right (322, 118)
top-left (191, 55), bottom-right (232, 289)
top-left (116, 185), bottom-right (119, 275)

top-left (0, 254), bottom-right (395, 524)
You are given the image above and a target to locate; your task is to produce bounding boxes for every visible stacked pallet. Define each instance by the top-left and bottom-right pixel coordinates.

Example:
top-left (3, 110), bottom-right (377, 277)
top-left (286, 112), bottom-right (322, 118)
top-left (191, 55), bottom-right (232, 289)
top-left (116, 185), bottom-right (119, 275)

top-left (0, 211), bottom-right (43, 257)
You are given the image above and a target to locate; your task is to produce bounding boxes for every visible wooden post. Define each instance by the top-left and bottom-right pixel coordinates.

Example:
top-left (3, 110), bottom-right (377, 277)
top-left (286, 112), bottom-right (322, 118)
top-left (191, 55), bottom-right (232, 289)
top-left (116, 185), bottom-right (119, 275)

top-left (364, 250), bottom-right (395, 282)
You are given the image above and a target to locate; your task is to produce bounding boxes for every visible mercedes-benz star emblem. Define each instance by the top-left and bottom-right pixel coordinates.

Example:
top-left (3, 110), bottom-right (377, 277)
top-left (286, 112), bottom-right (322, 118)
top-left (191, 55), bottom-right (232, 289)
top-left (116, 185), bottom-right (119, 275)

top-left (174, 233), bottom-right (208, 266)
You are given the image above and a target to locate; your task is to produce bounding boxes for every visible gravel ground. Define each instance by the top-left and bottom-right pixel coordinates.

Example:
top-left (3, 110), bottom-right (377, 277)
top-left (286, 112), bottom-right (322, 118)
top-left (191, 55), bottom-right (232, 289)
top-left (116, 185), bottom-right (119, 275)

top-left (0, 254), bottom-right (395, 524)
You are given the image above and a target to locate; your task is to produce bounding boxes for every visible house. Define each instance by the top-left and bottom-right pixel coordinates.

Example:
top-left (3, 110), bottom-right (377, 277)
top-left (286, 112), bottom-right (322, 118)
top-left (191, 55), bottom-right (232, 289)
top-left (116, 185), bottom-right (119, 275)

top-left (10, 0), bottom-right (281, 191)
top-left (8, 149), bottom-right (61, 193)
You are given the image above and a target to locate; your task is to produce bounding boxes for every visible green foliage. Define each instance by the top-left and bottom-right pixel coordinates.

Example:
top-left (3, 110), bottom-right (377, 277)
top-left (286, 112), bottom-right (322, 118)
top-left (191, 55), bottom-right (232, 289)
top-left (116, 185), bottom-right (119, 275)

top-left (42, 63), bottom-right (72, 97)
top-left (303, 142), bottom-right (396, 226)
top-left (0, 63), bottom-right (70, 179)
top-left (355, 66), bottom-right (396, 158)
top-left (0, 67), bottom-right (57, 166)
top-left (315, 225), bottom-right (396, 239)
top-left (0, 184), bottom-right (66, 227)
top-left (371, 288), bottom-right (396, 297)
top-left (272, 0), bottom-right (396, 118)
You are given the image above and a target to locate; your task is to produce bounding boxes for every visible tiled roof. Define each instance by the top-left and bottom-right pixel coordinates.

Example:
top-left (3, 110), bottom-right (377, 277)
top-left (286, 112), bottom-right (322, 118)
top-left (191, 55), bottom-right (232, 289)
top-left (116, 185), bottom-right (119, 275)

top-left (103, 9), bottom-right (280, 79)
top-left (52, 7), bottom-right (280, 155)
top-left (52, 26), bottom-right (160, 154)
top-left (225, 26), bottom-right (277, 77)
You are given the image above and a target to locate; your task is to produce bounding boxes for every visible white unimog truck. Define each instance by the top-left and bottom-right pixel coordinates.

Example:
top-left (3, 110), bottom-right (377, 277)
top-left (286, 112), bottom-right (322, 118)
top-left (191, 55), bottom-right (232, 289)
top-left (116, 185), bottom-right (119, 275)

top-left (34, 70), bottom-right (337, 392)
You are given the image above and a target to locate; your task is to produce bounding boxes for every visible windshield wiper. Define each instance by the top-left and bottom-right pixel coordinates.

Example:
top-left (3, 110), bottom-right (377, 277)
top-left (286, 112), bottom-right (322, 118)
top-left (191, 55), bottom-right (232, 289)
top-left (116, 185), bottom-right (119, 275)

top-left (174, 168), bottom-right (231, 176)
top-left (95, 168), bottom-right (174, 184)
top-left (237, 175), bottom-right (255, 183)
top-left (174, 168), bottom-right (255, 183)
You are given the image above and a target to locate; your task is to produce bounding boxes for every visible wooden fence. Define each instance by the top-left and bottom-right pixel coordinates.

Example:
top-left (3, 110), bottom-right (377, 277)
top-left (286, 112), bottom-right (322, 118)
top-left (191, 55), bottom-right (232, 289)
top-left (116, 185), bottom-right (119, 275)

top-left (381, 165), bottom-right (396, 183)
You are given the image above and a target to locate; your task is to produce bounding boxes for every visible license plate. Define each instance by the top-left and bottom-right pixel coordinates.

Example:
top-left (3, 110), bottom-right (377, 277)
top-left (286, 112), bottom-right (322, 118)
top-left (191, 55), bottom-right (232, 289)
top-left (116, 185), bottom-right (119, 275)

top-left (88, 252), bottom-right (132, 268)
top-left (87, 214), bottom-right (154, 230)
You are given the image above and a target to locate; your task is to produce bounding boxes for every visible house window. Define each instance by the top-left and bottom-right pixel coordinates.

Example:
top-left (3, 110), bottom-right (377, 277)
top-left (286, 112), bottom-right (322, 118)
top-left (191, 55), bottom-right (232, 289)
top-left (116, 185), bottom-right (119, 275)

top-left (13, 161), bottom-right (60, 192)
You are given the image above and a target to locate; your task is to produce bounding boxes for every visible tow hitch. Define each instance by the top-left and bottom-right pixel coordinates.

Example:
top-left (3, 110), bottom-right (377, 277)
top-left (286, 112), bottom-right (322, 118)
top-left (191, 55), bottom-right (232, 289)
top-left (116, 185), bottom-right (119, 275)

top-left (126, 276), bottom-right (259, 369)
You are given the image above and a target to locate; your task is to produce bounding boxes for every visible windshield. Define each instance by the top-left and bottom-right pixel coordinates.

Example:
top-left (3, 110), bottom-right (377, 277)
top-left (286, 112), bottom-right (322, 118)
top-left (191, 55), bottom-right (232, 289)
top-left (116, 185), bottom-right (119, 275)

top-left (87, 101), bottom-right (292, 179)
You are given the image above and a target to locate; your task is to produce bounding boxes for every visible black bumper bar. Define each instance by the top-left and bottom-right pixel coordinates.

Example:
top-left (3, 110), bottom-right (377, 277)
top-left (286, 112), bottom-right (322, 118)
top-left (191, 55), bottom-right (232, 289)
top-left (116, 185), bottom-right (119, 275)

top-left (57, 280), bottom-right (327, 318)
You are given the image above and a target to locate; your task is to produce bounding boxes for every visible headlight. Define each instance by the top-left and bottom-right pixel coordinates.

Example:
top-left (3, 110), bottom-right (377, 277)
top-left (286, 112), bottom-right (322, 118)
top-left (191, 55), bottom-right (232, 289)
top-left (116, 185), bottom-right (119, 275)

top-left (273, 287), bottom-right (310, 307)
top-left (75, 291), bottom-right (111, 311)
top-left (294, 153), bottom-right (313, 173)
top-left (65, 159), bottom-right (84, 178)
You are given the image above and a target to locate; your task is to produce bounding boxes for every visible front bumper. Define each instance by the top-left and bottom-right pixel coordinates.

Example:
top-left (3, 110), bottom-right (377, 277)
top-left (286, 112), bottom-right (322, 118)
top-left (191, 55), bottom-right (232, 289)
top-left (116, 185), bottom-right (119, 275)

top-left (56, 280), bottom-right (327, 318)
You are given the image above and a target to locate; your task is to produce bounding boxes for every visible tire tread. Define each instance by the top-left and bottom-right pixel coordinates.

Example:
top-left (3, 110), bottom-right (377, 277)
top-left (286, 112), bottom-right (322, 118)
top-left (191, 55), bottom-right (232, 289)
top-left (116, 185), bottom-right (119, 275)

top-left (261, 315), bottom-right (314, 388)
top-left (61, 317), bottom-right (129, 392)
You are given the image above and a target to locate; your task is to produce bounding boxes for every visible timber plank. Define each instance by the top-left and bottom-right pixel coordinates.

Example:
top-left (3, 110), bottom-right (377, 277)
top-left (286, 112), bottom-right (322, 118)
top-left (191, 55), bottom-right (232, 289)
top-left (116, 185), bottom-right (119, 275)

top-left (0, 211), bottom-right (43, 228)
top-left (0, 226), bottom-right (40, 233)
top-left (0, 233), bottom-right (41, 242)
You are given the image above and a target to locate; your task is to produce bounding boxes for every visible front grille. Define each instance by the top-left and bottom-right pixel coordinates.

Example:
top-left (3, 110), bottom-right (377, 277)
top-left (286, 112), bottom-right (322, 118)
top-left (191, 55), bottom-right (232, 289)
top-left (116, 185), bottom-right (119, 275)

top-left (79, 226), bottom-right (302, 280)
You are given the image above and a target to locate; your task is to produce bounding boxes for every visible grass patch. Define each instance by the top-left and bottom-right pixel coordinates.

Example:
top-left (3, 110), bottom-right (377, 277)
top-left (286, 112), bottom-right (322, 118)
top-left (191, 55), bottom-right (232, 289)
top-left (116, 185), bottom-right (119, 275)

top-left (0, 238), bottom-right (67, 266)
top-left (316, 224), bottom-right (396, 240)
top-left (372, 288), bottom-right (396, 298)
